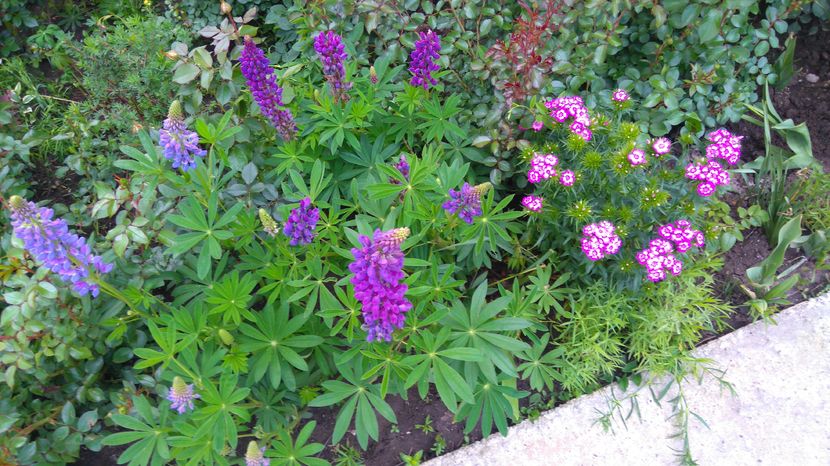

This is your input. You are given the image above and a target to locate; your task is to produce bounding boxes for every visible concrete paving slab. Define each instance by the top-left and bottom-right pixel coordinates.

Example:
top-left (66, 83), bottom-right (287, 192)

top-left (425, 292), bottom-right (830, 466)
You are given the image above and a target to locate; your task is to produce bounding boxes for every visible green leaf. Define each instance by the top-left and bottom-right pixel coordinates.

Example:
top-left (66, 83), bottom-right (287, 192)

top-left (173, 63), bottom-right (200, 84)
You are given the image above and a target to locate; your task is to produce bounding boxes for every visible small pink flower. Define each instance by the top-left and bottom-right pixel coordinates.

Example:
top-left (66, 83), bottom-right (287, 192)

top-left (696, 181), bottom-right (716, 197)
top-left (522, 195), bottom-right (543, 212)
top-left (532, 121), bottom-right (543, 131)
top-left (651, 137), bottom-right (671, 156)
top-left (612, 89), bottom-right (629, 102)
top-left (559, 170), bottom-right (575, 187)
top-left (580, 221), bottom-right (622, 261)
top-left (627, 149), bottom-right (646, 166)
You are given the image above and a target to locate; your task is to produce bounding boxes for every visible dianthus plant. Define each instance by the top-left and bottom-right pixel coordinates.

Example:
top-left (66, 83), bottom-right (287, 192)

top-left (519, 93), bottom-right (741, 288)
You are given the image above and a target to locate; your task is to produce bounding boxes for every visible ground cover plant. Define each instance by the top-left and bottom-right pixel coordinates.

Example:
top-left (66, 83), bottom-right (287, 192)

top-left (0, 1), bottom-right (828, 465)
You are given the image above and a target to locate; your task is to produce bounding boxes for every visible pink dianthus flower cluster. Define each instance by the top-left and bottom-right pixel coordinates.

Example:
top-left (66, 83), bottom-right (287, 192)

top-left (686, 128), bottom-right (742, 197)
top-left (636, 220), bottom-right (705, 282)
top-left (544, 96), bottom-right (592, 141)
top-left (580, 221), bottom-right (622, 261)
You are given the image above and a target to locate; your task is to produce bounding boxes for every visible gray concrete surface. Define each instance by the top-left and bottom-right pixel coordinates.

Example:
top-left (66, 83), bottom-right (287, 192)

top-left (425, 292), bottom-right (830, 466)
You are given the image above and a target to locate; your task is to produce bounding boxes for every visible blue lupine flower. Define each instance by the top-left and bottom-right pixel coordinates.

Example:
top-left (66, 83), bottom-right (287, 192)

top-left (443, 182), bottom-right (490, 224)
top-left (349, 228), bottom-right (411, 342)
top-left (283, 197), bottom-right (319, 246)
top-left (239, 37), bottom-right (296, 140)
top-left (158, 100), bottom-right (206, 172)
top-left (9, 196), bottom-right (112, 297)
top-left (409, 30), bottom-right (441, 89)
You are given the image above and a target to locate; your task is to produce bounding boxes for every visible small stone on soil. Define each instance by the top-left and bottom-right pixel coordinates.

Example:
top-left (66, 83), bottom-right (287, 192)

top-left (805, 73), bottom-right (819, 83)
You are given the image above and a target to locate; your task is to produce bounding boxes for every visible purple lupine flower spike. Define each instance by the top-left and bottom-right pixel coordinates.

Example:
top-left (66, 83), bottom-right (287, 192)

top-left (9, 196), bottom-right (113, 297)
top-left (245, 441), bottom-right (270, 466)
top-left (443, 182), bottom-right (491, 224)
top-left (167, 376), bottom-right (199, 414)
top-left (349, 228), bottom-right (412, 342)
top-left (313, 31), bottom-right (352, 103)
top-left (239, 37), bottom-right (296, 140)
top-left (159, 100), bottom-right (206, 172)
top-left (283, 197), bottom-right (319, 246)
top-left (409, 30), bottom-right (441, 89)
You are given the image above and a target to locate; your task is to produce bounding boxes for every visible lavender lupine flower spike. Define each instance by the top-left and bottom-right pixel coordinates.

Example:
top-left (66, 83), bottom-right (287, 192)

top-left (409, 30), bottom-right (441, 89)
top-left (314, 31), bottom-right (352, 103)
top-left (167, 376), bottom-right (199, 414)
top-left (239, 37), bottom-right (296, 140)
top-left (443, 182), bottom-right (491, 224)
top-left (349, 228), bottom-right (412, 342)
top-left (9, 196), bottom-right (113, 297)
top-left (159, 100), bottom-right (206, 172)
top-left (245, 441), bottom-right (270, 466)
top-left (283, 197), bottom-right (319, 246)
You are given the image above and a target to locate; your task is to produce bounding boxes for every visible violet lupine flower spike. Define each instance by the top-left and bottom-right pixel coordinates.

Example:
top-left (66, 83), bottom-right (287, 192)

top-left (239, 37), bottom-right (296, 140)
top-left (167, 376), bottom-right (199, 414)
top-left (245, 441), bottom-right (270, 466)
top-left (314, 31), bottom-right (352, 103)
top-left (9, 196), bottom-right (113, 297)
top-left (349, 228), bottom-right (412, 342)
top-left (159, 100), bottom-right (206, 172)
top-left (443, 182), bottom-right (491, 224)
top-left (283, 197), bottom-right (319, 246)
top-left (409, 29), bottom-right (441, 89)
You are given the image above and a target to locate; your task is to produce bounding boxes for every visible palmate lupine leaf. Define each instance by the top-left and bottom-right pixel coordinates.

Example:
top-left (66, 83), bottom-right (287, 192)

top-left (102, 396), bottom-right (171, 466)
top-left (238, 302), bottom-right (323, 390)
top-left (269, 421), bottom-right (329, 466)
top-left (307, 363), bottom-right (396, 449)
top-left (442, 282), bottom-right (532, 383)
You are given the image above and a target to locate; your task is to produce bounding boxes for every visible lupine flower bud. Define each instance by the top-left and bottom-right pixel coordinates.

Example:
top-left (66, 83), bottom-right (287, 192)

top-left (167, 376), bottom-right (199, 414)
top-left (369, 65), bottom-right (378, 84)
top-left (9, 196), bottom-right (113, 297)
top-left (409, 30), bottom-right (441, 89)
top-left (349, 228), bottom-right (412, 342)
top-left (443, 182), bottom-right (490, 224)
top-left (218, 328), bottom-right (234, 345)
top-left (245, 441), bottom-right (270, 466)
top-left (159, 100), bottom-right (206, 172)
top-left (258, 208), bottom-right (280, 236)
top-left (283, 198), bottom-right (319, 246)
top-left (239, 37), bottom-right (297, 140)
top-left (314, 31), bottom-right (352, 103)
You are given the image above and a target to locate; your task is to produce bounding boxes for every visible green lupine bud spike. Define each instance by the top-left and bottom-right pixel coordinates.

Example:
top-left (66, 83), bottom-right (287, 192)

top-left (8, 195), bottom-right (25, 210)
top-left (168, 100), bottom-right (183, 121)
top-left (172, 376), bottom-right (187, 393)
top-left (218, 329), bottom-right (234, 345)
top-left (258, 208), bottom-right (279, 236)
top-left (473, 182), bottom-right (492, 198)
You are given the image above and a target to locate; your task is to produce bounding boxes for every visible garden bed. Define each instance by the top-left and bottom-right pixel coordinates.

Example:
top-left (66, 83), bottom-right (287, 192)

top-left (1, 2), bottom-right (828, 466)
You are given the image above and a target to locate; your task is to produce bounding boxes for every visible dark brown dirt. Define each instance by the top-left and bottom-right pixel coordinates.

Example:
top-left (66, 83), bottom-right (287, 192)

top-left (736, 27), bottom-right (830, 171)
top-left (307, 387), bottom-right (477, 465)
